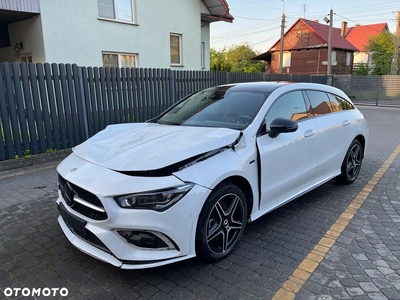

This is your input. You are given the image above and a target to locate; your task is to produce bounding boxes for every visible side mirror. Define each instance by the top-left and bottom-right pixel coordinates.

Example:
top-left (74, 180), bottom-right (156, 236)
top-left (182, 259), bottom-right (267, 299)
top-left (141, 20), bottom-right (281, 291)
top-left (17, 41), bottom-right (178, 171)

top-left (269, 117), bottom-right (298, 138)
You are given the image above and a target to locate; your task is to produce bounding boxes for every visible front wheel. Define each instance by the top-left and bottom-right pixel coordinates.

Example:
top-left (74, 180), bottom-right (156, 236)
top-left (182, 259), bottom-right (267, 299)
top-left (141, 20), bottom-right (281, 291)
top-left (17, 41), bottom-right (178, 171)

top-left (195, 183), bottom-right (247, 261)
top-left (336, 139), bottom-right (363, 184)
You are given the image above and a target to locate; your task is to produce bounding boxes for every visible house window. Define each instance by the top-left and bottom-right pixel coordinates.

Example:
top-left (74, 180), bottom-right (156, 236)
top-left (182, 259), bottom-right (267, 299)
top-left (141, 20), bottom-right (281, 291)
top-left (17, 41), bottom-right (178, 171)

top-left (331, 51), bottom-right (337, 63)
top-left (102, 52), bottom-right (137, 68)
top-left (346, 52), bottom-right (351, 66)
top-left (201, 42), bottom-right (205, 68)
top-left (282, 52), bottom-right (291, 68)
top-left (97, 0), bottom-right (134, 23)
top-left (170, 34), bottom-right (182, 66)
top-left (20, 55), bottom-right (32, 63)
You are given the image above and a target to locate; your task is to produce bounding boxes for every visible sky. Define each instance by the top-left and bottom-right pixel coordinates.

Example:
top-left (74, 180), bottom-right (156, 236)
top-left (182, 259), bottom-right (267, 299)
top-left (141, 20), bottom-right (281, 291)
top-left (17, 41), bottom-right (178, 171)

top-left (210, 0), bottom-right (400, 53)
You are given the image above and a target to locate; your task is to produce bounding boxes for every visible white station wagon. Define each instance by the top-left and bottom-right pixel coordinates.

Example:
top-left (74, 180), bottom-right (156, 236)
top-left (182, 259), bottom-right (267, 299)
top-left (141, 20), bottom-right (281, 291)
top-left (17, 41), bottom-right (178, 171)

top-left (56, 82), bottom-right (369, 269)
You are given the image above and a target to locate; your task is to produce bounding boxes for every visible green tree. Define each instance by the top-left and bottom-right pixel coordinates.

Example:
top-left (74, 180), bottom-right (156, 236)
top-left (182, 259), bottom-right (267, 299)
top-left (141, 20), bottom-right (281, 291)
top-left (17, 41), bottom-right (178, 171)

top-left (366, 31), bottom-right (399, 75)
top-left (210, 48), bottom-right (232, 71)
top-left (354, 63), bottom-right (369, 75)
top-left (210, 43), bottom-right (264, 73)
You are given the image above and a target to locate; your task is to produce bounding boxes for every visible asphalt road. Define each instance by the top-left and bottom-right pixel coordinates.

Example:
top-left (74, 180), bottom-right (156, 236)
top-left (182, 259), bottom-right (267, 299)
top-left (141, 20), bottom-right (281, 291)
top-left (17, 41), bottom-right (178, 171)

top-left (0, 106), bottom-right (399, 300)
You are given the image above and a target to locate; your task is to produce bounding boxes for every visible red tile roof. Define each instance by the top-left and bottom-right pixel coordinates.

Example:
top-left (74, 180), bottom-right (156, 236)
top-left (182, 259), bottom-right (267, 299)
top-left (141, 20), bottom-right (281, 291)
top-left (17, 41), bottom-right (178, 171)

top-left (345, 23), bottom-right (388, 51)
top-left (252, 18), bottom-right (387, 61)
top-left (301, 19), bottom-right (358, 51)
top-left (259, 18), bottom-right (358, 55)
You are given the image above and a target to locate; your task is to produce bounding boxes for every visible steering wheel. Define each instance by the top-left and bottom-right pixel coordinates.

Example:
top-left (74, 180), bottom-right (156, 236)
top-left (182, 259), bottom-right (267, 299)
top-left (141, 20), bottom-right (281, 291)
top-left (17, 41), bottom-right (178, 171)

top-left (235, 115), bottom-right (252, 124)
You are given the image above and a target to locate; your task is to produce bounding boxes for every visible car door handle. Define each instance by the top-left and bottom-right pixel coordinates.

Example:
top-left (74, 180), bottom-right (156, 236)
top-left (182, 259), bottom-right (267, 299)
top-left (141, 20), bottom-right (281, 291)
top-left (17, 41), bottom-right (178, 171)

top-left (304, 129), bottom-right (316, 138)
top-left (342, 120), bottom-right (351, 126)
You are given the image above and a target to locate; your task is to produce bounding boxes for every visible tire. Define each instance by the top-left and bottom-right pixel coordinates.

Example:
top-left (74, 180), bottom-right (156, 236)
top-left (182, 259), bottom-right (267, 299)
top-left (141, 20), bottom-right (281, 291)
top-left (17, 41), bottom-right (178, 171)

top-left (195, 182), bottom-right (247, 261)
top-left (336, 139), bottom-right (363, 184)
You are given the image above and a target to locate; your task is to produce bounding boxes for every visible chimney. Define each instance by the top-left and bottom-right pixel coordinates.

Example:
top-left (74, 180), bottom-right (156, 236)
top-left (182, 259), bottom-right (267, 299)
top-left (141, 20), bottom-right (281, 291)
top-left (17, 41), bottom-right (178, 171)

top-left (341, 21), bottom-right (348, 37)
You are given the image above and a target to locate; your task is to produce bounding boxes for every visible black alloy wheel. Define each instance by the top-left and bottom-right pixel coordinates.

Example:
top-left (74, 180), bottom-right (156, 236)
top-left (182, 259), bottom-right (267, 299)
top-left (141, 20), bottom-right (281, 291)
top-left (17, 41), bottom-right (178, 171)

top-left (196, 183), bottom-right (247, 261)
top-left (337, 139), bottom-right (363, 184)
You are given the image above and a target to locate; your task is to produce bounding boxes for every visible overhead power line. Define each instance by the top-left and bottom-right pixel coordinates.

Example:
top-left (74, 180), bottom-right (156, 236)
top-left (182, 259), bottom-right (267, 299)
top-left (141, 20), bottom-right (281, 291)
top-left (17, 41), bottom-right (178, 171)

top-left (211, 0), bottom-right (399, 51)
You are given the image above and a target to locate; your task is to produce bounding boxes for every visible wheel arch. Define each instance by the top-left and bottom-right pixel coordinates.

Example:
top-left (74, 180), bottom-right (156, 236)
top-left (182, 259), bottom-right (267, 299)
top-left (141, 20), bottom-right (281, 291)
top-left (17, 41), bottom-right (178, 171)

top-left (354, 134), bottom-right (366, 157)
top-left (214, 176), bottom-right (254, 219)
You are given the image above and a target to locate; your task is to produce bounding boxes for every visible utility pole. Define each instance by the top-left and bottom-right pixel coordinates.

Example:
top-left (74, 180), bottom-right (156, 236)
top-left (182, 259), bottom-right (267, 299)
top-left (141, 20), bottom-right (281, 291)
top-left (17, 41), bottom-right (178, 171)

top-left (327, 9), bottom-right (333, 75)
top-left (390, 11), bottom-right (400, 75)
top-left (278, 1), bottom-right (285, 74)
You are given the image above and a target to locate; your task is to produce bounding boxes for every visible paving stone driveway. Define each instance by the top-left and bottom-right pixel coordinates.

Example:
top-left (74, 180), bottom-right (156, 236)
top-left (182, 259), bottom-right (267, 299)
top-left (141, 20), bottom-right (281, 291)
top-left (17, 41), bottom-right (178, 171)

top-left (0, 106), bottom-right (399, 300)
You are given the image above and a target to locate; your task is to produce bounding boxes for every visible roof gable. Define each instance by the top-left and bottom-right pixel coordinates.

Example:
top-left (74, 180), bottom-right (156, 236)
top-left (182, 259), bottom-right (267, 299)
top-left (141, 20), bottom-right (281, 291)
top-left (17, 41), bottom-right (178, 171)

top-left (268, 18), bottom-right (358, 52)
top-left (345, 23), bottom-right (388, 51)
top-left (303, 19), bottom-right (358, 50)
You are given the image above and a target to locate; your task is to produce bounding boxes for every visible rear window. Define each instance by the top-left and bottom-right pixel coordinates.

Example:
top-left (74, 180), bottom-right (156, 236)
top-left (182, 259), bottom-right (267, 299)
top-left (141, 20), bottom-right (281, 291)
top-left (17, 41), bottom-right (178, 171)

top-left (328, 93), bottom-right (355, 111)
top-left (305, 90), bottom-right (332, 116)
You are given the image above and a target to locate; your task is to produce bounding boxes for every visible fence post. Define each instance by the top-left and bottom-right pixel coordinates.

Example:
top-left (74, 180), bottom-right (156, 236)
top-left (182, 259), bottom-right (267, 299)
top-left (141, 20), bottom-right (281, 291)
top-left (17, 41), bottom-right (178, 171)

top-left (170, 70), bottom-right (176, 103)
top-left (78, 67), bottom-right (90, 140)
top-left (376, 76), bottom-right (381, 106)
top-left (226, 72), bottom-right (230, 84)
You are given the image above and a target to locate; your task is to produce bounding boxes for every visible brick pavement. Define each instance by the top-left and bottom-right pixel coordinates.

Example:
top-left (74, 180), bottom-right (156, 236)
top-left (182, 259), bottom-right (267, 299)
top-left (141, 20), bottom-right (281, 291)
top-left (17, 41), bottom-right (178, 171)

top-left (295, 146), bottom-right (400, 300)
top-left (0, 106), bottom-right (399, 300)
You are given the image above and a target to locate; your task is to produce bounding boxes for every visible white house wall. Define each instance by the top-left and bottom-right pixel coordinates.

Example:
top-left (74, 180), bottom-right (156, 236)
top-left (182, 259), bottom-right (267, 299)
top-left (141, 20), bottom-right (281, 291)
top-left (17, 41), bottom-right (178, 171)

top-left (37, 0), bottom-right (207, 69)
top-left (353, 52), bottom-right (369, 65)
top-left (201, 23), bottom-right (210, 68)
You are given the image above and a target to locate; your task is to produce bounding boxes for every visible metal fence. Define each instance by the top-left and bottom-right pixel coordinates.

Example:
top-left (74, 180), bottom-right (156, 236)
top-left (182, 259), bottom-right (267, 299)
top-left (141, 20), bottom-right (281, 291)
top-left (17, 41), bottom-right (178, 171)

top-left (334, 75), bottom-right (400, 107)
top-left (0, 62), bottom-right (331, 161)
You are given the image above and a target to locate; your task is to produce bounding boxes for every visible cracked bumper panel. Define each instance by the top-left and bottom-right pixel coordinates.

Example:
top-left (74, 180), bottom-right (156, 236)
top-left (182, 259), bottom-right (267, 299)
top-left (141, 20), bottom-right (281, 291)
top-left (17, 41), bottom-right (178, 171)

top-left (56, 181), bottom-right (211, 269)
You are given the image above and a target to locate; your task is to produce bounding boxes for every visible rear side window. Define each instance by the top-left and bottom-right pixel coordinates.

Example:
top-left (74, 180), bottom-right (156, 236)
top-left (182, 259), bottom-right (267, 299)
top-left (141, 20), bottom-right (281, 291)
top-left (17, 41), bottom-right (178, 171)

top-left (305, 90), bottom-right (332, 116)
top-left (265, 91), bottom-right (309, 130)
top-left (328, 93), bottom-right (355, 111)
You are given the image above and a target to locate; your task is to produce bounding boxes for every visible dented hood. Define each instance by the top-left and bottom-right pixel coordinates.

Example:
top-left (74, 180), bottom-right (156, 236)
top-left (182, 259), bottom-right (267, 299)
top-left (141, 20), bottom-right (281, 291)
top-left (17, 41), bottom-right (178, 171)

top-left (72, 123), bottom-right (240, 171)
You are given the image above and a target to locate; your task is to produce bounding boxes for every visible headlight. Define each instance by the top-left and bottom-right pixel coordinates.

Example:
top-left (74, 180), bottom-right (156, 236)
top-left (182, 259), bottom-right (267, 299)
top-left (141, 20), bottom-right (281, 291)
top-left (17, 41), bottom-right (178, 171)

top-left (114, 183), bottom-right (194, 211)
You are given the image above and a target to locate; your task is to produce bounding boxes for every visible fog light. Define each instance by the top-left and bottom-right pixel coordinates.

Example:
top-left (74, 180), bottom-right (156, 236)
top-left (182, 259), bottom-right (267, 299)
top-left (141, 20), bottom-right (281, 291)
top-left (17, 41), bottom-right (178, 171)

top-left (117, 230), bottom-right (179, 250)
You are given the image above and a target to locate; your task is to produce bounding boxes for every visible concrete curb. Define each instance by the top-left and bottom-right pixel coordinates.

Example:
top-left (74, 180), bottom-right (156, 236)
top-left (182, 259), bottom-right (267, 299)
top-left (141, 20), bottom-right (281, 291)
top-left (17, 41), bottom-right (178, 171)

top-left (0, 149), bottom-right (72, 172)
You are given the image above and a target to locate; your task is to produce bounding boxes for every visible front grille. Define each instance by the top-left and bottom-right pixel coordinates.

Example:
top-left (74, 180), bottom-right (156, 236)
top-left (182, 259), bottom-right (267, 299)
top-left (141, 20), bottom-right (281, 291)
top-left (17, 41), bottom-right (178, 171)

top-left (58, 174), bottom-right (108, 220)
top-left (58, 203), bottom-right (111, 254)
top-left (71, 201), bottom-right (108, 220)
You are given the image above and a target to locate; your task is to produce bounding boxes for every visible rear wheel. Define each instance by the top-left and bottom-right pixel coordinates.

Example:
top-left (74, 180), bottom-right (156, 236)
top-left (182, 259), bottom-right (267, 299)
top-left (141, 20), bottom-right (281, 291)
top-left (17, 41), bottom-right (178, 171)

top-left (336, 139), bottom-right (363, 184)
top-left (195, 183), bottom-right (247, 261)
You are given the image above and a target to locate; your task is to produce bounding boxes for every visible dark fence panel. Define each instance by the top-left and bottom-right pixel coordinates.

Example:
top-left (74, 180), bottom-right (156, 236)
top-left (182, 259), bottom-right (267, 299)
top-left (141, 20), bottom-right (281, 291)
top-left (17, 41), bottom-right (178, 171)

top-left (0, 62), bottom-right (333, 161)
top-left (263, 74), bottom-right (333, 85)
top-left (11, 63), bottom-right (30, 153)
top-left (0, 64), bottom-right (12, 160)
top-left (28, 63), bottom-right (46, 152)
top-left (230, 72), bottom-right (265, 83)
top-left (51, 63), bottom-right (67, 149)
top-left (334, 75), bottom-right (400, 107)
top-left (264, 74), bottom-right (291, 81)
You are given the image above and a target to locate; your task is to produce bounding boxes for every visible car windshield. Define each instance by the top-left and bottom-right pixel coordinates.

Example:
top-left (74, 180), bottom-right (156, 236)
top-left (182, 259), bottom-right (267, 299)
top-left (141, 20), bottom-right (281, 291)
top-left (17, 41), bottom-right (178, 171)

top-left (157, 86), bottom-right (269, 130)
